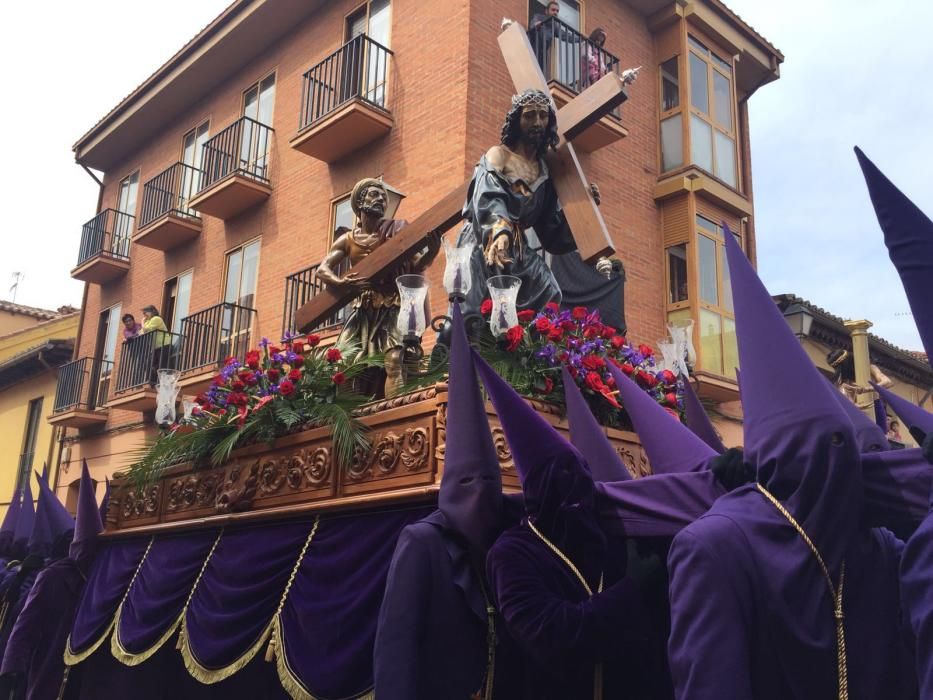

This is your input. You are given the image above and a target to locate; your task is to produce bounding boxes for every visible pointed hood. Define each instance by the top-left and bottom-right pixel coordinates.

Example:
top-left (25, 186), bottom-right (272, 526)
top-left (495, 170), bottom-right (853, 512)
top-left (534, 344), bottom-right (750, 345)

top-left (39, 462), bottom-right (49, 483)
top-left (438, 304), bottom-right (502, 552)
top-left (36, 470), bottom-right (75, 542)
top-left (11, 482), bottom-right (34, 550)
top-left (70, 460), bottom-right (103, 562)
top-left (0, 488), bottom-right (22, 548)
top-left (474, 351), bottom-right (605, 584)
top-left (725, 226), bottom-right (860, 569)
top-left (608, 363), bottom-right (717, 474)
top-left (99, 477), bottom-right (111, 524)
top-left (828, 383), bottom-right (890, 452)
top-left (873, 382), bottom-right (933, 440)
top-left (682, 377), bottom-right (726, 452)
top-left (856, 147), bottom-right (933, 361)
top-left (562, 365), bottom-right (631, 482)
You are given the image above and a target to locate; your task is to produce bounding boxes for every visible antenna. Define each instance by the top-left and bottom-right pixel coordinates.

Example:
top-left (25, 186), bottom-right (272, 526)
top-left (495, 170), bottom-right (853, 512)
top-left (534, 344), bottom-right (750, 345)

top-left (9, 272), bottom-right (23, 302)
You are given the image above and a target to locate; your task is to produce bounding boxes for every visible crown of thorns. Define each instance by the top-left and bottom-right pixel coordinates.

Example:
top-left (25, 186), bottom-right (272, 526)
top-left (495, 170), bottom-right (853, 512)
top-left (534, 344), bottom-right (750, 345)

top-left (511, 89), bottom-right (552, 109)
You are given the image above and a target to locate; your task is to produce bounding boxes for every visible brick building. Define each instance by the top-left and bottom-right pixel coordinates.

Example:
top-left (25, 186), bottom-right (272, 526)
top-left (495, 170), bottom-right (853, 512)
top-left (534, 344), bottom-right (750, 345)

top-left (49, 0), bottom-right (783, 495)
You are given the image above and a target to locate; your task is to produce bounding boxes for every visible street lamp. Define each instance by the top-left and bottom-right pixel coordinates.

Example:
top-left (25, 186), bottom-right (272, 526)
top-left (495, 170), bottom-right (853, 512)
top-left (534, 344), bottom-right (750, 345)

top-left (783, 303), bottom-right (814, 339)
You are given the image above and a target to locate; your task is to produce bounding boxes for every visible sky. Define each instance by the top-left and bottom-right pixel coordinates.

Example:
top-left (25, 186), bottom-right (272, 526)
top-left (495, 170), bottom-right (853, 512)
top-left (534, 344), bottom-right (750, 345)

top-left (0, 0), bottom-right (929, 350)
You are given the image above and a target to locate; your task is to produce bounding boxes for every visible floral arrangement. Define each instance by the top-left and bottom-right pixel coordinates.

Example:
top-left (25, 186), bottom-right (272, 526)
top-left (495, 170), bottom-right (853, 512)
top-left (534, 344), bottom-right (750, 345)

top-left (128, 334), bottom-right (379, 485)
top-left (479, 301), bottom-right (683, 428)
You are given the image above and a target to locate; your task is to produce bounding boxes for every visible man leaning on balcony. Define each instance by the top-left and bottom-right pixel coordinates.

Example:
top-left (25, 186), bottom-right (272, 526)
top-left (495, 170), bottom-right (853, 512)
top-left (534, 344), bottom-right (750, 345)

top-left (141, 305), bottom-right (172, 386)
top-left (316, 178), bottom-right (441, 398)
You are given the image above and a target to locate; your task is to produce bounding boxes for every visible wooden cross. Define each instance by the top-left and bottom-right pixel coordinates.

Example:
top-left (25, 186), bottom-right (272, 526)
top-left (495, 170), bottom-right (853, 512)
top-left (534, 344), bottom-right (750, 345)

top-left (297, 20), bottom-right (627, 333)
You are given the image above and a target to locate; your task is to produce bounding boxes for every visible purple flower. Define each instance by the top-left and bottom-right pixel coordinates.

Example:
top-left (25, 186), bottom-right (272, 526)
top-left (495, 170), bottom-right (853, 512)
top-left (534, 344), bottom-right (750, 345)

top-left (259, 337), bottom-right (272, 348)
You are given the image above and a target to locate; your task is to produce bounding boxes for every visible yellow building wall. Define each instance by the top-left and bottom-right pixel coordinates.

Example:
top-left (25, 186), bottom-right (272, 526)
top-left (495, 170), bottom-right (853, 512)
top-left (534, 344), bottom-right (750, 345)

top-left (0, 310), bottom-right (45, 337)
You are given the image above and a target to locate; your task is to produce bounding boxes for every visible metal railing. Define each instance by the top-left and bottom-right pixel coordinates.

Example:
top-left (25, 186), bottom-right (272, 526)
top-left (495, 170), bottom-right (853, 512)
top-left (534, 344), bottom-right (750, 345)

top-left (139, 162), bottom-right (203, 228)
top-left (198, 116), bottom-right (273, 192)
top-left (77, 209), bottom-right (134, 267)
top-left (528, 17), bottom-right (622, 100)
top-left (115, 330), bottom-right (183, 394)
top-left (299, 33), bottom-right (393, 130)
top-left (281, 262), bottom-right (349, 338)
top-left (53, 357), bottom-right (114, 412)
top-left (179, 302), bottom-right (256, 374)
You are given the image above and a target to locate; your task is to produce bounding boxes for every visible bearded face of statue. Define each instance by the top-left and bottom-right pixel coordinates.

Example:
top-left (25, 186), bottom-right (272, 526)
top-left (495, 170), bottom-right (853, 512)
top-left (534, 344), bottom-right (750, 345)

top-left (359, 185), bottom-right (387, 219)
top-left (519, 104), bottom-right (550, 149)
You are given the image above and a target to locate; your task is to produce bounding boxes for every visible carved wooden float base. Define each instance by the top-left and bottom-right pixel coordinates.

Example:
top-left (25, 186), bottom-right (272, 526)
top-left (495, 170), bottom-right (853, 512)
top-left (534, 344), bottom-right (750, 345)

top-left (106, 384), bottom-right (649, 536)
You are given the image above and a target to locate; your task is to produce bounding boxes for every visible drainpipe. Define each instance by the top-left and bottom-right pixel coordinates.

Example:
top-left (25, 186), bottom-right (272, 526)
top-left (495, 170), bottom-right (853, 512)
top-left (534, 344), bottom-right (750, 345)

top-left (844, 319), bottom-right (873, 415)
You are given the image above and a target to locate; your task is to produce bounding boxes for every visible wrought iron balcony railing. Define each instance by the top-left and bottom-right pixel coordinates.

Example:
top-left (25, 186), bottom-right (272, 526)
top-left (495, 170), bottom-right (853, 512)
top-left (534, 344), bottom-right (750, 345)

top-left (53, 357), bottom-right (114, 412)
top-left (299, 33), bottom-right (393, 130)
top-left (77, 209), bottom-right (134, 267)
top-left (198, 116), bottom-right (273, 191)
top-left (114, 330), bottom-right (183, 394)
top-left (139, 162), bottom-right (203, 228)
top-left (281, 262), bottom-right (349, 339)
top-left (527, 17), bottom-right (622, 98)
top-left (178, 302), bottom-right (257, 375)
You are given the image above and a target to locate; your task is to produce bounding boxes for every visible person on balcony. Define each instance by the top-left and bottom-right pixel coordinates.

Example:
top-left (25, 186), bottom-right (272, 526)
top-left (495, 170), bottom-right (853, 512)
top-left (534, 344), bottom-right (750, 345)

top-left (528, 2), bottom-right (580, 80)
top-left (316, 178), bottom-right (441, 398)
top-left (121, 313), bottom-right (141, 341)
top-left (584, 28), bottom-right (610, 88)
top-left (141, 305), bottom-right (172, 386)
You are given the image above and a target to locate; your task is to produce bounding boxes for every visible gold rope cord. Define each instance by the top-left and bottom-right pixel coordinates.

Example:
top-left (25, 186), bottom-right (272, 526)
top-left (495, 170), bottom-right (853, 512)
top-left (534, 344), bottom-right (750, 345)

top-left (525, 519), bottom-right (604, 700)
top-left (64, 536), bottom-right (155, 666)
top-left (180, 518), bottom-right (319, 686)
top-left (111, 528), bottom-right (225, 666)
top-left (756, 484), bottom-right (848, 700)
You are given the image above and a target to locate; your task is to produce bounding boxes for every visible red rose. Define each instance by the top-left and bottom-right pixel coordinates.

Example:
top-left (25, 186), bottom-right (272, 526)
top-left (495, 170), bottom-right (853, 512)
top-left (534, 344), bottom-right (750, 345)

top-left (583, 325), bottom-right (599, 339)
top-left (638, 343), bottom-right (654, 358)
top-left (545, 301), bottom-right (560, 313)
top-left (582, 355), bottom-right (605, 371)
top-left (534, 317), bottom-right (551, 333)
top-left (195, 393), bottom-right (210, 406)
top-left (505, 325), bottom-right (525, 352)
top-left (307, 334), bottom-right (321, 347)
top-left (291, 354), bottom-right (304, 368)
top-left (621, 362), bottom-right (635, 376)
top-left (223, 356), bottom-right (237, 366)
top-left (227, 392), bottom-right (247, 406)
top-left (266, 368), bottom-right (280, 382)
top-left (542, 376), bottom-right (554, 394)
top-left (610, 335), bottom-right (625, 350)
top-left (288, 368), bottom-right (302, 381)
top-left (560, 319), bottom-right (576, 332)
top-left (270, 345), bottom-right (282, 355)
top-left (585, 371), bottom-right (605, 392)
top-left (601, 326), bottom-right (616, 339)
top-left (326, 348), bottom-right (342, 363)
top-left (558, 351), bottom-right (570, 363)
top-left (480, 299), bottom-right (493, 316)
top-left (332, 371), bottom-right (346, 385)
top-left (660, 369), bottom-right (676, 385)
top-left (638, 371), bottom-right (658, 389)
top-left (241, 371), bottom-right (258, 386)
top-left (211, 375), bottom-right (225, 386)
top-left (547, 327), bottom-right (563, 342)
top-left (231, 380), bottom-right (245, 392)
top-left (278, 380), bottom-right (296, 397)
top-left (292, 341), bottom-right (305, 354)
top-left (517, 309), bottom-right (536, 323)
top-left (572, 306), bottom-right (588, 320)
top-left (245, 349), bottom-right (261, 368)
top-left (665, 392), bottom-right (678, 407)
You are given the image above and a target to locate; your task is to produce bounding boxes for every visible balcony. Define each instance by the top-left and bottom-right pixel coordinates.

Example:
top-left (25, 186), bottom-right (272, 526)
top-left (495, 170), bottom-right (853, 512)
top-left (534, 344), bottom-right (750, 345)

top-left (108, 331), bottom-right (183, 412)
top-left (188, 117), bottom-right (273, 220)
top-left (48, 357), bottom-right (112, 428)
top-left (282, 263), bottom-right (349, 340)
top-left (71, 210), bottom-right (133, 283)
top-left (178, 302), bottom-right (256, 393)
top-left (134, 163), bottom-right (203, 251)
top-left (528, 17), bottom-right (629, 152)
top-left (290, 34), bottom-right (394, 163)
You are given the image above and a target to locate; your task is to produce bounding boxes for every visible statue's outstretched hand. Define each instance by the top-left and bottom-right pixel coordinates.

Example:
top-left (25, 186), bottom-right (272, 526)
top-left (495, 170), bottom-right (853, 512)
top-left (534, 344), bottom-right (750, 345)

top-left (340, 271), bottom-right (370, 289)
top-left (484, 234), bottom-right (513, 269)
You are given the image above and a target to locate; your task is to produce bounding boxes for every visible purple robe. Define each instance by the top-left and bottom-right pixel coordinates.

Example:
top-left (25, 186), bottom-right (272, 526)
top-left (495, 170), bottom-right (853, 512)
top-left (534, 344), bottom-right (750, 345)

top-left (900, 487), bottom-right (933, 696)
top-left (669, 488), bottom-right (916, 699)
top-left (0, 558), bottom-right (85, 699)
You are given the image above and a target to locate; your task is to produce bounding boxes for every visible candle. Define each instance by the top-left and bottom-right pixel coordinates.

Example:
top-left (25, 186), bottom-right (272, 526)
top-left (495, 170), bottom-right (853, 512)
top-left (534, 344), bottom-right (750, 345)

top-left (408, 303), bottom-right (417, 334)
top-left (453, 265), bottom-right (463, 294)
top-left (498, 296), bottom-right (509, 330)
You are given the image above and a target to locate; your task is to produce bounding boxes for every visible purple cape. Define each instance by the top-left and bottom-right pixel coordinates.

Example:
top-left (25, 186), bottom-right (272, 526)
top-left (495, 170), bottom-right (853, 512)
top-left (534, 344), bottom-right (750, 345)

top-left (900, 489), bottom-right (933, 697)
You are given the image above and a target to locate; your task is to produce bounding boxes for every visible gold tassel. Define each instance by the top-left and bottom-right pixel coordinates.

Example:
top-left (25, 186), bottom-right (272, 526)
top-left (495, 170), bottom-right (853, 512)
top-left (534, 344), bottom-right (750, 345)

top-left (179, 618), bottom-right (274, 685)
top-left (264, 635), bottom-right (276, 663)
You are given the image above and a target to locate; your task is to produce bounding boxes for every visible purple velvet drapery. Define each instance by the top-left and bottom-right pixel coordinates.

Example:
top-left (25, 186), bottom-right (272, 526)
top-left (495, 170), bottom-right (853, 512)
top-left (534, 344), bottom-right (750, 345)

top-left (116, 530), bottom-right (220, 656)
top-left (68, 538), bottom-right (150, 656)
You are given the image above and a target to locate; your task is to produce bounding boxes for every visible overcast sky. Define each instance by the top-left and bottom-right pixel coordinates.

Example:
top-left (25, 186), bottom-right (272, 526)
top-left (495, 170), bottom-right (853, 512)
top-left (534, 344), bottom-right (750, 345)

top-left (0, 0), bottom-right (929, 350)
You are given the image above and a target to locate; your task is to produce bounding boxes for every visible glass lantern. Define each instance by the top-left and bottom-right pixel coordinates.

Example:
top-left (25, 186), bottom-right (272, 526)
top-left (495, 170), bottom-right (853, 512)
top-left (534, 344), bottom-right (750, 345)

top-left (668, 317), bottom-right (696, 374)
top-left (487, 275), bottom-right (521, 335)
top-left (657, 337), bottom-right (680, 376)
top-left (396, 274), bottom-right (429, 339)
top-left (442, 238), bottom-right (473, 301)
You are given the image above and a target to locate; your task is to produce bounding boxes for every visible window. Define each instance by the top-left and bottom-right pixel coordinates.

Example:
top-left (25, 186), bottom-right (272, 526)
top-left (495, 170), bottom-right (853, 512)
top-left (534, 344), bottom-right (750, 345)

top-left (95, 304), bottom-right (122, 405)
top-left (345, 0), bottom-right (392, 106)
top-left (243, 74), bottom-right (276, 127)
top-left (658, 56), bottom-right (683, 172)
top-left (180, 121), bottom-right (209, 210)
top-left (687, 35), bottom-right (737, 187)
top-left (667, 244), bottom-right (688, 304)
top-left (17, 398), bottom-right (43, 489)
top-left (163, 270), bottom-right (193, 337)
top-left (242, 74), bottom-right (275, 179)
top-left (223, 240), bottom-right (260, 360)
top-left (114, 172), bottom-right (138, 256)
